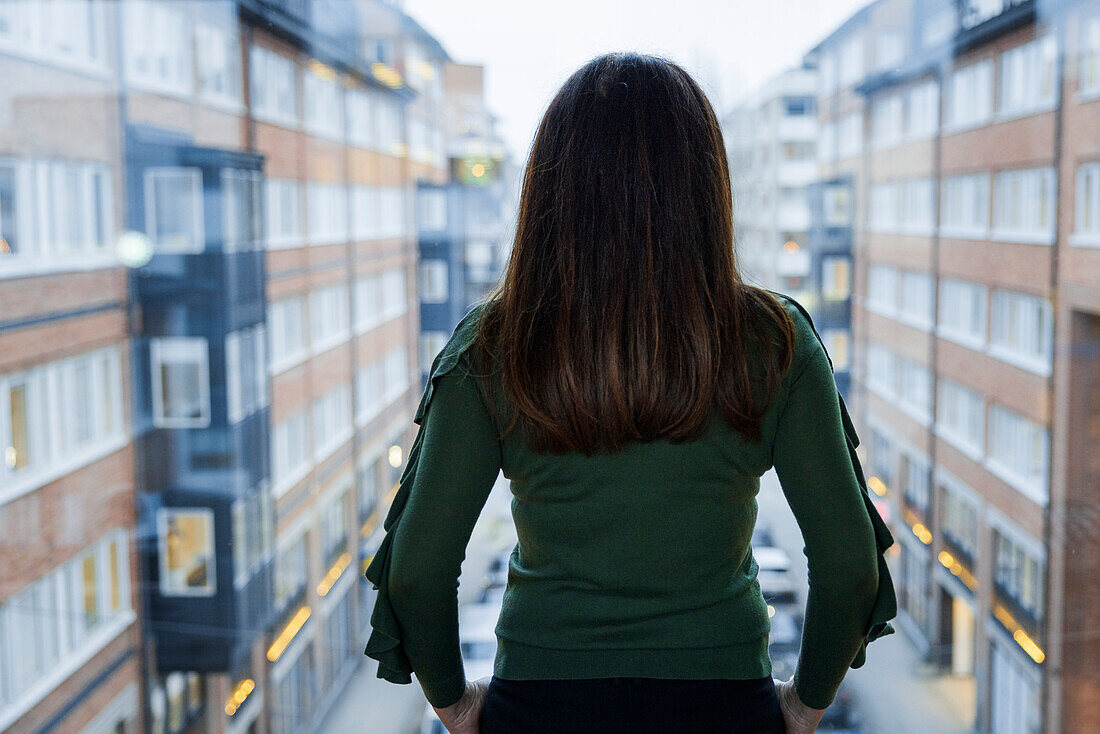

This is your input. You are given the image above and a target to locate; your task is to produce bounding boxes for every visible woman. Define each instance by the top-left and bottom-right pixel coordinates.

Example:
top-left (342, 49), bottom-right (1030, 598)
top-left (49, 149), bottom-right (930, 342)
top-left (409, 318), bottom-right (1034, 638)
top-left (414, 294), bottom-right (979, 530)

top-left (364, 51), bottom-right (896, 734)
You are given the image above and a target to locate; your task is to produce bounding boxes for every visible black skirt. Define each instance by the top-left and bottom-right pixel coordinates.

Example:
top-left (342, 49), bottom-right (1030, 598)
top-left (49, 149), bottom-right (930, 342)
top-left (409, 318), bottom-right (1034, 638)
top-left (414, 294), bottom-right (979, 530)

top-left (478, 675), bottom-right (787, 734)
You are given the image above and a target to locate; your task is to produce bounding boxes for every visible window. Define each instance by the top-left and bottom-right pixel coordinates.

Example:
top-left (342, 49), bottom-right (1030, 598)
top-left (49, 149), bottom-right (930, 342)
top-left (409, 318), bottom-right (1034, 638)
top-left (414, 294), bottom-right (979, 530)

top-left (866, 341), bottom-right (896, 396)
top-left (196, 22), bottom-right (242, 110)
top-left (420, 331), bottom-right (449, 373)
top-left (900, 449), bottom-right (931, 514)
top-left (0, 159), bottom-right (114, 274)
top-left (818, 52), bottom-right (837, 96)
top-left (376, 97), bottom-right (406, 155)
top-left (784, 97), bottom-right (812, 116)
top-left (1, 347), bottom-right (124, 504)
top-left (1082, 15), bottom-right (1100, 97)
top-left (941, 173), bottom-right (990, 238)
top-left (383, 347), bottom-right (409, 402)
top-left (936, 379), bottom-right (985, 458)
top-left (0, 0), bottom-right (108, 71)
top-left (838, 34), bottom-right (863, 87)
top-left (269, 297), bottom-right (308, 372)
top-left (872, 94), bottom-right (903, 150)
top-left (381, 267), bottom-right (407, 319)
top-left (312, 385), bottom-right (352, 461)
top-left (272, 411), bottom-right (310, 495)
top-left (837, 112), bottom-right (861, 159)
top-left (419, 259), bottom-right (449, 303)
top-left (900, 179), bottom-right (935, 235)
top-left (921, 7), bottom-right (956, 49)
top-left (123, 0), bottom-right (191, 96)
top-left (150, 337), bottom-right (211, 429)
top-left (321, 488), bottom-right (349, 561)
top-left (355, 361), bottom-right (384, 425)
top-left (310, 285), bottom-right (351, 353)
top-left (1072, 162), bottom-right (1100, 246)
top-left (988, 405), bottom-right (1049, 502)
top-left (274, 530), bottom-right (308, 610)
top-left (998, 35), bottom-right (1057, 119)
top-left (347, 89), bottom-right (376, 149)
top-left (378, 186), bottom-right (407, 238)
top-left (992, 168), bottom-right (1055, 244)
top-left (265, 179), bottom-right (302, 248)
top-left (820, 329), bottom-right (850, 370)
top-left (145, 168), bottom-right (204, 253)
top-left (947, 60), bottom-right (993, 131)
top-left (867, 264), bottom-right (899, 315)
top-left (354, 275), bottom-right (382, 332)
top-left (938, 278), bottom-right (987, 348)
top-left (874, 30), bottom-right (904, 71)
top-left (993, 529), bottom-right (1044, 620)
top-left (822, 184), bottom-right (851, 226)
top-left (817, 121), bottom-right (836, 163)
top-left (350, 185), bottom-right (379, 240)
top-left (899, 271), bottom-right (933, 329)
top-left (157, 509), bottom-right (216, 596)
top-left (869, 182), bottom-right (900, 232)
top-left (222, 169), bottom-right (260, 253)
top-left (897, 357), bottom-right (932, 423)
top-left (820, 256), bottom-right (850, 300)
top-left (939, 475), bottom-right (979, 557)
top-left (250, 44), bottom-right (298, 127)
top-left (225, 325), bottom-right (267, 423)
top-left (0, 529), bottom-right (131, 712)
top-left (307, 181), bottom-right (348, 245)
top-left (419, 189), bottom-right (447, 231)
top-left (989, 289), bottom-right (1053, 373)
top-left (906, 80), bottom-right (939, 140)
top-left (304, 64), bottom-right (344, 140)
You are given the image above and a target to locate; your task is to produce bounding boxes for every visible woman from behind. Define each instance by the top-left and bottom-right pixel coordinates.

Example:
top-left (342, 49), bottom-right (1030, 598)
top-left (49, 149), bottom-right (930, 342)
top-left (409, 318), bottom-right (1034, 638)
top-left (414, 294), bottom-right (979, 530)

top-left (364, 51), bottom-right (895, 734)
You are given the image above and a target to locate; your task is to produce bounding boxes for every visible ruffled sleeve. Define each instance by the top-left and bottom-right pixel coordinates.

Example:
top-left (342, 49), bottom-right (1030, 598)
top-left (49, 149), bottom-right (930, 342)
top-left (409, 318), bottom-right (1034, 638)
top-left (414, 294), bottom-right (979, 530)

top-left (362, 302), bottom-right (496, 696)
top-left (768, 290), bottom-right (898, 668)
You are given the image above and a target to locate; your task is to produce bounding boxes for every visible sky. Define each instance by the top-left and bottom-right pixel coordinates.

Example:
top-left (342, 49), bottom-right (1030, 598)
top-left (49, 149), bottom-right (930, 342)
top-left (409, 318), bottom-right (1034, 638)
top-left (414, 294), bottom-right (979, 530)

top-left (402, 0), bottom-right (869, 162)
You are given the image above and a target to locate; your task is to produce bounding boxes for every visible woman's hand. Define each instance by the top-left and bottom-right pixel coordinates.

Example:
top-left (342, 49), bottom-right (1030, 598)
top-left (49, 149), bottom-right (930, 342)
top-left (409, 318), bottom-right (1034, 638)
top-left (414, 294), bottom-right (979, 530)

top-left (433, 677), bottom-right (490, 734)
top-left (772, 677), bottom-right (826, 734)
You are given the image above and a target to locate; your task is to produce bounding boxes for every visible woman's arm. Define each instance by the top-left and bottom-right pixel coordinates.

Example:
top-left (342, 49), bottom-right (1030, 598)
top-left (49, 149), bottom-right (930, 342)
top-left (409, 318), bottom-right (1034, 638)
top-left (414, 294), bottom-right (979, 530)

top-left (385, 361), bottom-right (502, 709)
top-left (770, 336), bottom-right (880, 711)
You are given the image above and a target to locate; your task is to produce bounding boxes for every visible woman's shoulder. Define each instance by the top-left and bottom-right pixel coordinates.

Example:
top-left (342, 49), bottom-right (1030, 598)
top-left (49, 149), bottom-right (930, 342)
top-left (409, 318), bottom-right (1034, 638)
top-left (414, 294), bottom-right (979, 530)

top-left (758, 288), bottom-right (831, 380)
top-left (414, 300), bottom-right (493, 425)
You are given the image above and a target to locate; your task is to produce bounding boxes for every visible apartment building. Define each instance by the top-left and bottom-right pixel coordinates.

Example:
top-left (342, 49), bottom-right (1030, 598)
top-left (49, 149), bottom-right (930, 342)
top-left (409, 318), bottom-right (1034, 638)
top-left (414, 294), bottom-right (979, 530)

top-left (0, 0), bottom-right (492, 732)
top-left (0, 1), bottom-right (141, 732)
top-left (723, 66), bottom-right (817, 300)
top-left (806, 1), bottom-right (1100, 733)
top-left (417, 61), bottom-right (514, 381)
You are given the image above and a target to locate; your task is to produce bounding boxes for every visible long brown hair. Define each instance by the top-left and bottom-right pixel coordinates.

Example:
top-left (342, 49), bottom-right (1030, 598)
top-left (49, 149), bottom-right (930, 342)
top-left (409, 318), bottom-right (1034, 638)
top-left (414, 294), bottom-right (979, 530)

top-left (473, 51), bottom-right (796, 456)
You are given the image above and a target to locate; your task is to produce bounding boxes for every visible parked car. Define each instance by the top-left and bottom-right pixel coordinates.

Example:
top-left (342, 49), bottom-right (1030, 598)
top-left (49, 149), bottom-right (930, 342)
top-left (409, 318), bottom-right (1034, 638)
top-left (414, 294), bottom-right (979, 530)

top-left (458, 601), bottom-right (501, 682)
top-left (419, 704), bottom-right (446, 734)
top-left (754, 545), bottom-right (800, 606)
top-left (752, 521), bottom-right (777, 548)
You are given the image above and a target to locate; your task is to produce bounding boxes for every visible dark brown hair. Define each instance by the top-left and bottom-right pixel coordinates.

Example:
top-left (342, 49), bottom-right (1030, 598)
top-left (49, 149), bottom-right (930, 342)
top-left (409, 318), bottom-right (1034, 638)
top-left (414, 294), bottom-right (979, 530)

top-left (473, 51), bottom-right (795, 456)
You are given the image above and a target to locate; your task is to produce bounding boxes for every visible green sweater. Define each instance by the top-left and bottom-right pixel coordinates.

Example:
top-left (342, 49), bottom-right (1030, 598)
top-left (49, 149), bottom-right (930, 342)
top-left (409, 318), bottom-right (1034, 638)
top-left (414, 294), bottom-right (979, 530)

top-left (364, 291), bottom-right (897, 711)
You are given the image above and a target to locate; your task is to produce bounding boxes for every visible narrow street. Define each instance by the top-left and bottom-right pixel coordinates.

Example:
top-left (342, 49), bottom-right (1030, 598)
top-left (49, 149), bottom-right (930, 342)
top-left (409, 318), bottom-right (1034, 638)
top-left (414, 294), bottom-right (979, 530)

top-left (320, 475), bottom-right (516, 734)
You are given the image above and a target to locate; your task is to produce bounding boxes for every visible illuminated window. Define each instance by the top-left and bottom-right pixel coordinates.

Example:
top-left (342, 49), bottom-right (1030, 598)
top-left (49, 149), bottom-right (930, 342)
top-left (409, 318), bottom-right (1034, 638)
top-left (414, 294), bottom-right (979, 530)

top-left (419, 259), bottom-right (449, 303)
top-left (820, 256), bottom-right (850, 300)
top-left (157, 508), bottom-right (216, 596)
top-left (820, 329), bottom-right (850, 370)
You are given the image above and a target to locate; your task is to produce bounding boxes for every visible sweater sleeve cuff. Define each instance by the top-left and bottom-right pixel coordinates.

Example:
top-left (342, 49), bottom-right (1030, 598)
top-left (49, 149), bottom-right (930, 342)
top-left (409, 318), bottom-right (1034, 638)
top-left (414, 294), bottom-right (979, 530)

top-left (420, 670), bottom-right (467, 709)
top-left (792, 669), bottom-right (838, 711)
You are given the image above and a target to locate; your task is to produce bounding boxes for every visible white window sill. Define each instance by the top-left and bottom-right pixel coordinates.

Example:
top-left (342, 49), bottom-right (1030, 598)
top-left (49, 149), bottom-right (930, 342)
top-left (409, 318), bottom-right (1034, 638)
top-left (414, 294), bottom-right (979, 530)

top-left (272, 462), bottom-right (313, 500)
top-left (933, 423), bottom-right (985, 463)
top-left (989, 230), bottom-right (1055, 246)
top-left (313, 429), bottom-right (354, 464)
top-left (987, 344), bottom-right (1052, 377)
top-left (311, 333), bottom-right (351, 356)
top-left (993, 103), bottom-right (1056, 124)
top-left (939, 226), bottom-right (990, 241)
top-left (254, 112), bottom-right (302, 130)
top-left (942, 118), bottom-right (992, 136)
top-left (865, 302), bottom-right (899, 320)
top-left (1, 432), bottom-right (129, 508)
top-left (984, 457), bottom-right (1048, 507)
top-left (897, 402), bottom-right (933, 428)
top-left (1068, 232), bottom-right (1100, 248)
top-left (199, 94), bottom-right (245, 116)
top-left (356, 402), bottom-right (385, 428)
top-left (270, 351), bottom-right (309, 377)
top-left (934, 327), bottom-right (987, 353)
top-left (0, 252), bottom-right (119, 280)
top-left (0, 609), bottom-right (136, 733)
top-left (266, 237), bottom-right (306, 251)
top-left (1074, 87), bottom-right (1100, 104)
